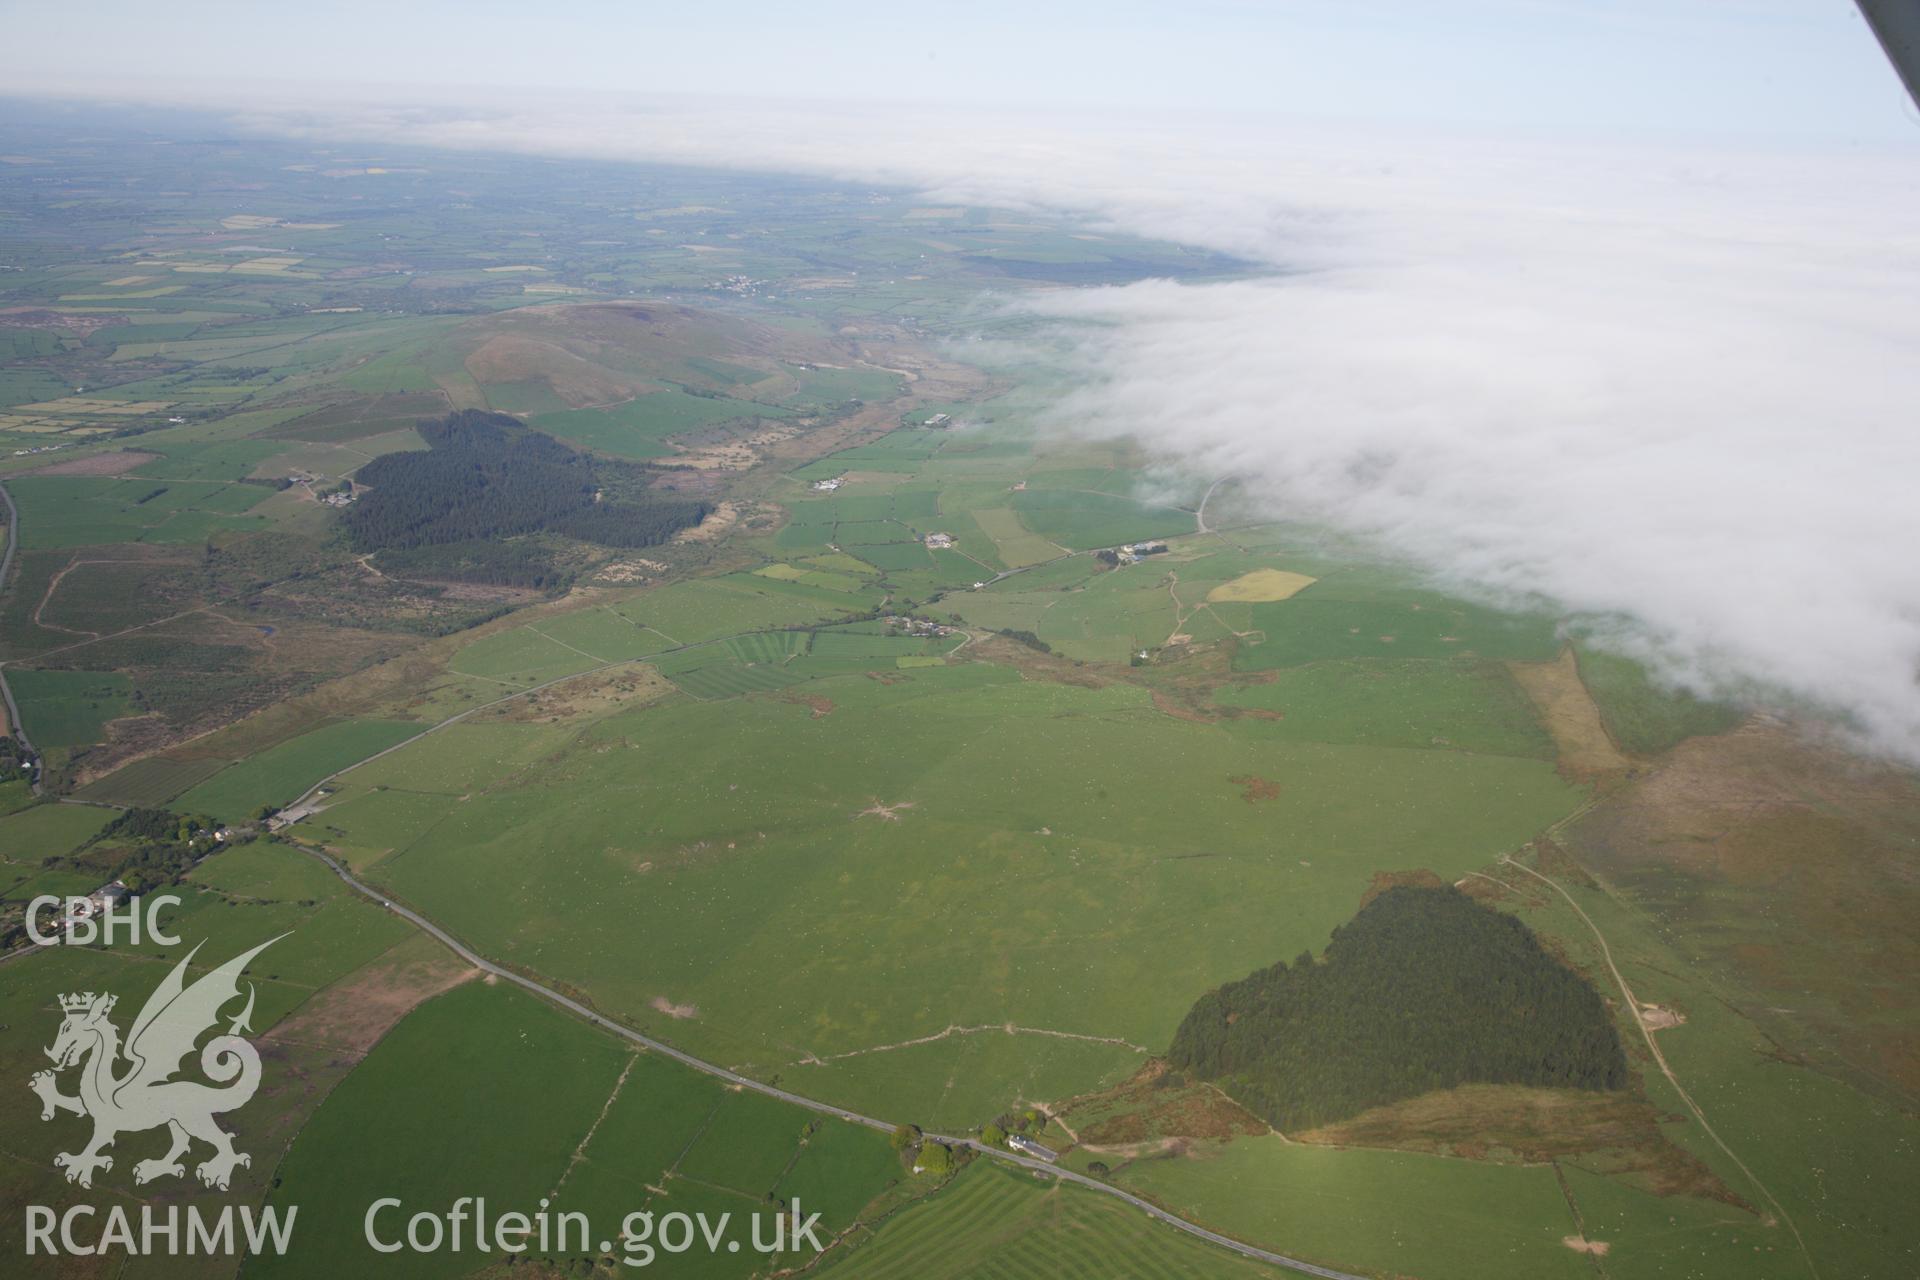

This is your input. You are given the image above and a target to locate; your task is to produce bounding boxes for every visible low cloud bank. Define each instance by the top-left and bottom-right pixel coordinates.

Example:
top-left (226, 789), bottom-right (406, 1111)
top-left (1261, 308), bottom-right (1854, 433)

top-left (45, 87), bottom-right (1920, 757)
top-left (1025, 266), bottom-right (1920, 756)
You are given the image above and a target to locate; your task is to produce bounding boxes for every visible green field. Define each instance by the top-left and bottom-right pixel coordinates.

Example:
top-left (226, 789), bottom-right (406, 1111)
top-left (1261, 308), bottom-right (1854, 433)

top-left (529, 607), bottom-right (679, 663)
top-left (320, 664), bottom-right (1579, 1129)
top-left (6, 667), bottom-right (136, 748)
top-left (663, 655), bottom-right (808, 699)
top-left (0, 112), bottom-right (1907, 1280)
top-left (175, 717), bottom-right (419, 819)
top-left (4, 474), bottom-right (275, 547)
top-left (71, 752), bottom-right (228, 806)
top-left (0, 850), bottom-right (419, 1265)
top-left (1573, 645), bottom-right (1746, 755)
top-left (823, 1161), bottom-right (1279, 1279)
top-left (968, 507), bottom-right (1060, 567)
top-left (249, 981), bottom-right (632, 1280)
top-left (725, 629), bottom-right (810, 664)
top-left (1010, 488), bottom-right (1193, 550)
top-left (617, 577), bottom-right (880, 646)
top-left (533, 389), bottom-right (787, 459)
top-left (1117, 1136), bottom-right (1592, 1280)
top-left (1234, 582), bottom-right (1561, 668)
top-left (253, 979), bottom-right (904, 1278)
top-left (449, 625), bottom-right (604, 685)
top-left (1214, 658), bottom-right (1555, 757)
top-left (187, 837), bottom-right (348, 901)
top-left (0, 801), bottom-right (114, 861)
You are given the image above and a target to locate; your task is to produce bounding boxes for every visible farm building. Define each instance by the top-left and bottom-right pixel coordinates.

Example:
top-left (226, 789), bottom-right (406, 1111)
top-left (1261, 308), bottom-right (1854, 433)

top-left (924, 532), bottom-right (954, 549)
top-left (66, 881), bottom-right (131, 927)
top-left (1007, 1134), bottom-right (1057, 1162)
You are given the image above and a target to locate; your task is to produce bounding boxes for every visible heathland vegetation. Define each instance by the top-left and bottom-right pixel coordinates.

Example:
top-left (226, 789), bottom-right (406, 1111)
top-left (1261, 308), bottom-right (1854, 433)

top-left (1168, 885), bottom-right (1628, 1129)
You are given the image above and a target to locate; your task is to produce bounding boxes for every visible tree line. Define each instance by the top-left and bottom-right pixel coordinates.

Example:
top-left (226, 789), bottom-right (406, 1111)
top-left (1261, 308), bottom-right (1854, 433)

top-left (86, 806), bottom-right (238, 893)
top-left (1167, 885), bottom-right (1629, 1130)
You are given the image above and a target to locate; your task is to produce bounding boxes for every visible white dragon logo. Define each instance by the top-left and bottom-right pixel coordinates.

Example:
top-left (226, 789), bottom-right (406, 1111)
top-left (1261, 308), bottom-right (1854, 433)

top-left (29, 936), bottom-right (281, 1191)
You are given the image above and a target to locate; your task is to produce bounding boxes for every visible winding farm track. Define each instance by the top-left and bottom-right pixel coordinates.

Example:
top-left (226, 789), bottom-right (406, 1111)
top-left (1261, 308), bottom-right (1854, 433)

top-left (1196, 475), bottom-right (1228, 534)
top-left (295, 843), bottom-right (1365, 1279)
top-left (1493, 856), bottom-right (1819, 1280)
top-left (0, 478), bottom-right (40, 789)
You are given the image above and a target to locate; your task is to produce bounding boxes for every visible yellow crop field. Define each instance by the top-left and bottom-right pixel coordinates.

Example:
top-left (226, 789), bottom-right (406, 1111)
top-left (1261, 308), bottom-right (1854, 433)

top-left (1207, 569), bottom-right (1319, 602)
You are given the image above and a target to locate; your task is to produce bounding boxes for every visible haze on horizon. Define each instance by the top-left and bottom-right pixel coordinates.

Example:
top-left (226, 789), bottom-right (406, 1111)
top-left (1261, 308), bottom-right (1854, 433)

top-left (8, 0), bottom-right (1920, 760)
top-left (4, 0), bottom-right (1913, 144)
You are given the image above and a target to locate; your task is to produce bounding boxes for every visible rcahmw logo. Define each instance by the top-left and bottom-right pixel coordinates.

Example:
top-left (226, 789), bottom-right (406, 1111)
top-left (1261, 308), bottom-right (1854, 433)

top-left (23, 935), bottom-right (299, 1258)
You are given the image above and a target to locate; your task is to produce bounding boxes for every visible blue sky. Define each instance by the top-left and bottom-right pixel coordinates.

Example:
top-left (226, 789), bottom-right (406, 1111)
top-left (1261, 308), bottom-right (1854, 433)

top-left (3, 0), bottom-right (1913, 145)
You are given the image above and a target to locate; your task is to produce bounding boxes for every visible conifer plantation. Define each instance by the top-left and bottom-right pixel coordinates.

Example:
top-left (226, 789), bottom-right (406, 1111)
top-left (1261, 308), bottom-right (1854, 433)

top-left (347, 410), bottom-right (708, 584)
top-left (1169, 886), bottom-right (1629, 1130)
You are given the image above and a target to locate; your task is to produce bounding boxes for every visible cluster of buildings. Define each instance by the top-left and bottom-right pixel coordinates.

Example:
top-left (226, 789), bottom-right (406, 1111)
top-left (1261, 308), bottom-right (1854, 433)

top-left (709, 274), bottom-right (760, 296)
top-left (921, 413), bottom-right (952, 428)
top-left (266, 789), bottom-right (330, 831)
top-left (63, 882), bottom-right (131, 927)
top-left (812, 475), bottom-right (844, 492)
top-left (923, 531), bottom-right (954, 549)
top-left (1112, 541), bottom-right (1168, 565)
top-left (883, 614), bottom-right (954, 638)
top-left (288, 467), bottom-right (357, 505)
top-left (10, 442), bottom-right (70, 458)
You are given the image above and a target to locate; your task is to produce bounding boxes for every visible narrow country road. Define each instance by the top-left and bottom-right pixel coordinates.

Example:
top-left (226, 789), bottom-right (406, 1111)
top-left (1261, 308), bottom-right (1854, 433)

top-left (1197, 474), bottom-right (1229, 534)
top-left (0, 478), bottom-right (39, 790)
top-left (294, 842), bottom-right (1366, 1280)
top-left (28, 479), bottom-right (1349, 1274)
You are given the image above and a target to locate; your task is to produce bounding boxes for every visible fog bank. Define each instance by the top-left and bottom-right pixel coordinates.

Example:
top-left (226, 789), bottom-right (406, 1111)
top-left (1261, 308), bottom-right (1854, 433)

top-left (33, 87), bottom-right (1920, 757)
